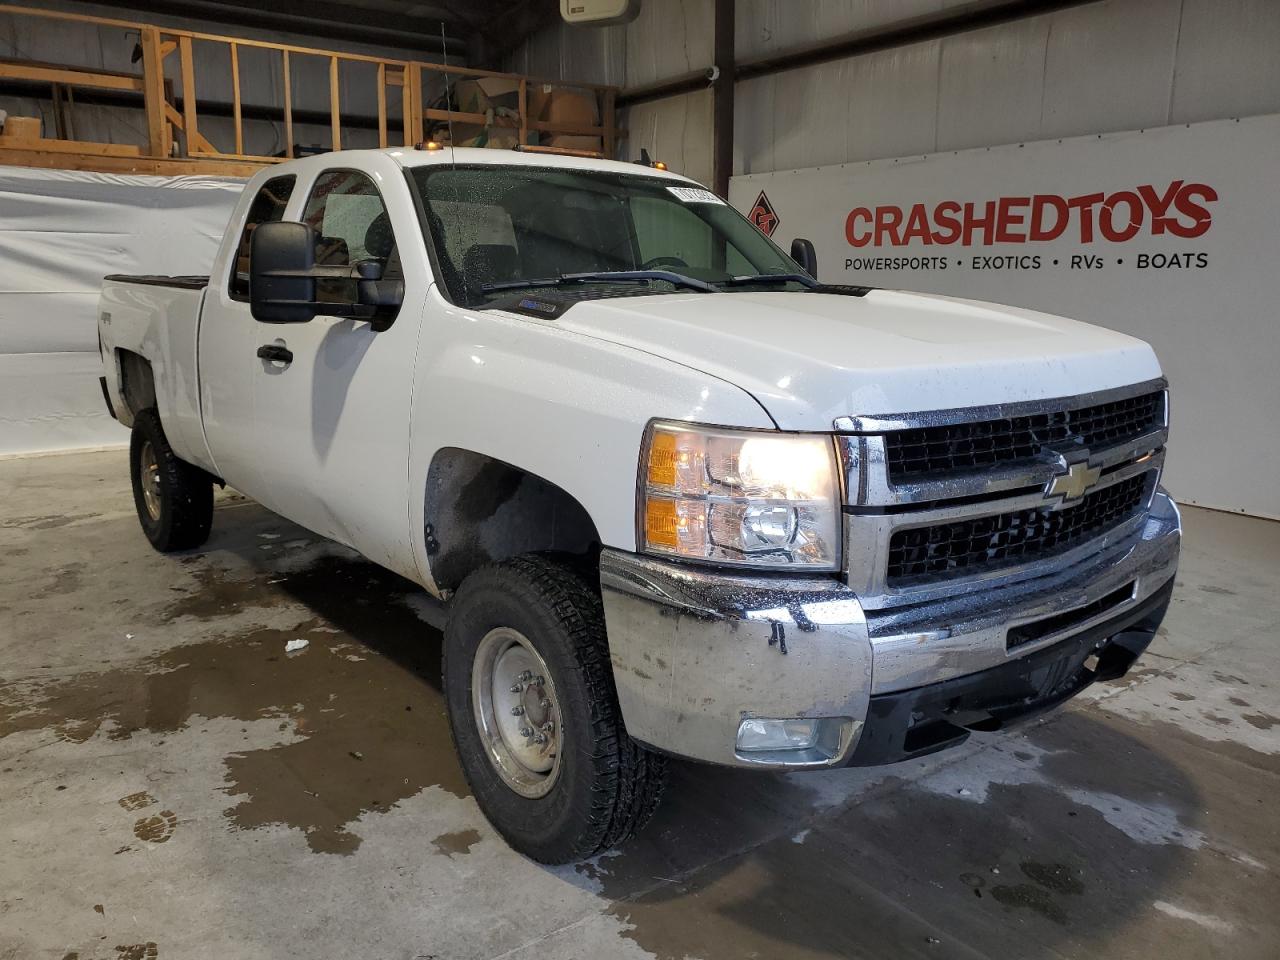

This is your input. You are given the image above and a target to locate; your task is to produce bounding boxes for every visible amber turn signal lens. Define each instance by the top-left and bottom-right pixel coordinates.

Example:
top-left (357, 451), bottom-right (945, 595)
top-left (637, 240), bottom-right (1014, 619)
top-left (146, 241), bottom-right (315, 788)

top-left (647, 430), bottom-right (677, 487)
top-left (644, 497), bottom-right (679, 548)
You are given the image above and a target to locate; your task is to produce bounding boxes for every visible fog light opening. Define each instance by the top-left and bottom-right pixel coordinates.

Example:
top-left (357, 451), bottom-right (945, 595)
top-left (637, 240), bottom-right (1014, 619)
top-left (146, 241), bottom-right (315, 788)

top-left (736, 717), bottom-right (820, 752)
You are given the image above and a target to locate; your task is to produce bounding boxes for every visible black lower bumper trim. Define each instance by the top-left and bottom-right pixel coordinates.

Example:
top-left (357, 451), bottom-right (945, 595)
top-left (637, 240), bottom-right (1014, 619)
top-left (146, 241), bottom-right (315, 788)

top-left (849, 577), bottom-right (1175, 767)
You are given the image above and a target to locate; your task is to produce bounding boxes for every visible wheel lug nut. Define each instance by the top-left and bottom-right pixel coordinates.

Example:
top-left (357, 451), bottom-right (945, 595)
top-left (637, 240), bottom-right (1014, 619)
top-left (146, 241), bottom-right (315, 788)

top-left (539, 698), bottom-right (551, 709)
top-left (517, 671), bottom-right (533, 682)
top-left (532, 733), bottom-right (547, 745)
top-left (509, 683), bottom-right (523, 693)
top-left (510, 705), bottom-right (524, 716)
top-left (519, 726), bottom-right (533, 737)
top-left (540, 721), bottom-right (553, 732)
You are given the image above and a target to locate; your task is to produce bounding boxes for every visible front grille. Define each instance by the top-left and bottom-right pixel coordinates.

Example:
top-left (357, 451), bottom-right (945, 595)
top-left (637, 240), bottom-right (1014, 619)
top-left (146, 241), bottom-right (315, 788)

top-left (884, 391), bottom-right (1163, 482)
top-left (886, 473), bottom-right (1149, 584)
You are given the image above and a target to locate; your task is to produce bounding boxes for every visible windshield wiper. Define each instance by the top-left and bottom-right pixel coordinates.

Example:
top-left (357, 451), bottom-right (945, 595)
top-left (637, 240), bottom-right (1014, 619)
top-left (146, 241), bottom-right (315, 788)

top-left (716, 273), bottom-right (819, 289)
top-left (481, 270), bottom-right (717, 294)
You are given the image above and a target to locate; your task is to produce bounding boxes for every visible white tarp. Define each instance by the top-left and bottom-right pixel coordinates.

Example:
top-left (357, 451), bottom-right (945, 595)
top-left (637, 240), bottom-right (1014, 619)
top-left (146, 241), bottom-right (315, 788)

top-left (0, 165), bottom-right (242, 456)
top-left (729, 114), bottom-right (1280, 520)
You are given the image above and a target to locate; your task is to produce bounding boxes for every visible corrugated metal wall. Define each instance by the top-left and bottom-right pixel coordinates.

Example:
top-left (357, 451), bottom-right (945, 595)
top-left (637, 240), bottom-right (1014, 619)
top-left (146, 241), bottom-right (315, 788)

top-left (507, 0), bottom-right (1280, 186)
top-left (506, 0), bottom-right (716, 183)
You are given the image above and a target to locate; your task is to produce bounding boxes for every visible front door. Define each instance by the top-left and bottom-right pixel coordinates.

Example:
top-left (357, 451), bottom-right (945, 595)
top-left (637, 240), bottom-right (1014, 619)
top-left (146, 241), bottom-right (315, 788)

top-left (199, 173), bottom-right (297, 504)
top-left (250, 159), bottom-right (426, 580)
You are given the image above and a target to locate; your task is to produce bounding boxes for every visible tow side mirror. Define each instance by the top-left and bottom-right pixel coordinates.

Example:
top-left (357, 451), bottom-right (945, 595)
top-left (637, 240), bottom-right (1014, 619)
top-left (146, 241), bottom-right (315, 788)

top-left (250, 221), bottom-right (319, 324)
top-left (250, 221), bottom-right (403, 326)
top-left (790, 238), bottom-right (818, 278)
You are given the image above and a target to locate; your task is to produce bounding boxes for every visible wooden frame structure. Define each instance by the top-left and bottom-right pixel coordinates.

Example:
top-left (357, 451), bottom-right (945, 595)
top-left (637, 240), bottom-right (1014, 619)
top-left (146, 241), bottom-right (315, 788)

top-left (0, 4), bottom-right (622, 177)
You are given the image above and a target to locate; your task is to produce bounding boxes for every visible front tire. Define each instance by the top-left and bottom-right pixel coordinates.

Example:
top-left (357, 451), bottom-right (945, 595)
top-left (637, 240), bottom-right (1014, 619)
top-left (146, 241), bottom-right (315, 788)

top-left (444, 554), bottom-right (666, 863)
top-left (129, 408), bottom-right (213, 552)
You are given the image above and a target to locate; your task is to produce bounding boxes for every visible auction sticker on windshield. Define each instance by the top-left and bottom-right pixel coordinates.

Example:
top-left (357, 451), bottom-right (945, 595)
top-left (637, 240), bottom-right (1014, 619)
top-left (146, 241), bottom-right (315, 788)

top-left (667, 186), bottom-right (726, 205)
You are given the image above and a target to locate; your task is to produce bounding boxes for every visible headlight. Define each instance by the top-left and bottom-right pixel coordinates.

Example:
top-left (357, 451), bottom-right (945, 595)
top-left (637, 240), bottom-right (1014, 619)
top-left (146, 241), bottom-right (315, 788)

top-left (638, 421), bottom-right (842, 570)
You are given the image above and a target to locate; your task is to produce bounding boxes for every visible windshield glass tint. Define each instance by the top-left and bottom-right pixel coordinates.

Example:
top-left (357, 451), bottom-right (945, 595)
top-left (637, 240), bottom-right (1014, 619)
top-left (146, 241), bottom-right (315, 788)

top-left (410, 165), bottom-right (802, 306)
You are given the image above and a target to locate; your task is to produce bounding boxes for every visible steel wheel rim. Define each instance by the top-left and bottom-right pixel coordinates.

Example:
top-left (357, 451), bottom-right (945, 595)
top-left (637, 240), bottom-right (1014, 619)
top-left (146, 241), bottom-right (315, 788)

top-left (472, 627), bottom-right (563, 799)
top-left (139, 440), bottom-right (162, 521)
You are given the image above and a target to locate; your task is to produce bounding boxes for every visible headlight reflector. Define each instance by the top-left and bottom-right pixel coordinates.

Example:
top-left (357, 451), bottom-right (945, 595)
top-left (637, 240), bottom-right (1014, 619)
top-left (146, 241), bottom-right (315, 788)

top-left (640, 422), bottom-right (841, 569)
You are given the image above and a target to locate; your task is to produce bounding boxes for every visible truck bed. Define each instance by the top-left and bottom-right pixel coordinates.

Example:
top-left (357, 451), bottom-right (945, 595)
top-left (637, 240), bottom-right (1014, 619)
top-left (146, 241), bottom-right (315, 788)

top-left (103, 274), bottom-right (209, 290)
top-left (99, 273), bottom-right (214, 474)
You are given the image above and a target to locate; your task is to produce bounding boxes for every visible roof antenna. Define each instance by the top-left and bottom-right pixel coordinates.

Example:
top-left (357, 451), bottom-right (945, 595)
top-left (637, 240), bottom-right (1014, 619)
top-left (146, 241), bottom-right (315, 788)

top-left (440, 22), bottom-right (457, 164)
top-left (440, 23), bottom-right (467, 299)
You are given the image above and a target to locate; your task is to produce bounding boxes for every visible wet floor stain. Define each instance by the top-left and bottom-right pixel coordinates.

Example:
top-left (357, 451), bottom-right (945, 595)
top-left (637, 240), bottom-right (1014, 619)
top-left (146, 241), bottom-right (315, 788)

top-left (1018, 861), bottom-right (1085, 895)
top-left (1242, 712), bottom-right (1279, 731)
top-left (133, 810), bottom-right (177, 844)
top-left (32, 562), bottom-right (86, 600)
top-left (990, 882), bottom-right (1071, 925)
top-left (1, 554), bottom-right (468, 856)
top-left (0, 512), bottom-right (99, 530)
top-left (1198, 584), bottom-right (1236, 596)
top-left (592, 709), bottom-right (1261, 960)
top-left (431, 828), bottom-right (482, 858)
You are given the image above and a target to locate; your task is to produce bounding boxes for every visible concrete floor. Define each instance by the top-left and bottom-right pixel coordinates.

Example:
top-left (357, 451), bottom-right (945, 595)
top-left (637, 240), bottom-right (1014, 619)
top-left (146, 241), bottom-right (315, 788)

top-left (1, 450), bottom-right (1277, 960)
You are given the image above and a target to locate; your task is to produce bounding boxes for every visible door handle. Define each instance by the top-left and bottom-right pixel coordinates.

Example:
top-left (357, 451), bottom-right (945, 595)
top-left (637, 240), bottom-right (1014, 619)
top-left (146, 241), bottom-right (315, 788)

top-left (257, 343), bottom-right (293, 364)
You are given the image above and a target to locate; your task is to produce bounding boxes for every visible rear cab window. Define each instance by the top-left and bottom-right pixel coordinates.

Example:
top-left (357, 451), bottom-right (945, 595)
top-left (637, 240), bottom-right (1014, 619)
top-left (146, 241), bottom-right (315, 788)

top-left (228, 175), bottom-right (295, 301)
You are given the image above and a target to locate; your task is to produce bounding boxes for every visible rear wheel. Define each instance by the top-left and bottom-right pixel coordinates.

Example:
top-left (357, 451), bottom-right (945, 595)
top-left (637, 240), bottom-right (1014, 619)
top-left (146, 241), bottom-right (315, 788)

top-left (444, 554), bottom-right (667, 863)
top-left (129, 409), bottom-right (213, 552)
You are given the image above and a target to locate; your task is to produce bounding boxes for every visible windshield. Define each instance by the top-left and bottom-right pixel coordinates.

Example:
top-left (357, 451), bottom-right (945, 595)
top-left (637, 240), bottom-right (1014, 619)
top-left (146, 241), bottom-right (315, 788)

top-left (410, 165), bottom-right (807, 307)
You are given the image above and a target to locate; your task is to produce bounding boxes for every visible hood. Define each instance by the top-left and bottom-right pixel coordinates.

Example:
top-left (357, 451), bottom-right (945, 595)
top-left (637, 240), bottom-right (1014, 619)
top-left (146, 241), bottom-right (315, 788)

top-left (551, 289), bottom-right (1162, 430)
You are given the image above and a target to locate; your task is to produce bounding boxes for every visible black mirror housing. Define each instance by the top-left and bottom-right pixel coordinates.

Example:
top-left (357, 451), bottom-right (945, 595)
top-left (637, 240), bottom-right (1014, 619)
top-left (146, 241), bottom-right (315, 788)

top-left (790, 238), bottom-right (818, 278)
top-left (250, 221), bottom-right (319, 323)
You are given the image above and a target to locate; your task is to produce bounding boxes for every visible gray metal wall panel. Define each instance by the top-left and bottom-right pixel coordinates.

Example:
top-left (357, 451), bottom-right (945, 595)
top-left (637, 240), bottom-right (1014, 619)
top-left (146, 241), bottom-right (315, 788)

top-left (508, 0), bottom-right (1280, 177)
top-left (734, 0), bottom-right (974, 60)
top-left (625, 0), bottom-right (712, 87)
top-left (1172, 0), bottom-right (1280, 124)
top-left (628, 89), bottom-right (714, 185)
top-left (1040, 0), bottom-right (1181, 140)
top-left (937, 16), bottom-right (1049, 152)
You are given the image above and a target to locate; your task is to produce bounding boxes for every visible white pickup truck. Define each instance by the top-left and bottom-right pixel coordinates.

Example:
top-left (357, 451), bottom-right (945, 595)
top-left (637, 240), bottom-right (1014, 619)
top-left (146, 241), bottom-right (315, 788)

top-left (98, 147), bottom-right (1180, 863)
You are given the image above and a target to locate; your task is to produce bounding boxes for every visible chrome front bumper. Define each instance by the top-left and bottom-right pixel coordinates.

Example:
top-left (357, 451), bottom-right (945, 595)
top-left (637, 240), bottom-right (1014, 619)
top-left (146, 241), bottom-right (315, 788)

top-left (599, 490), bottom-right (1181, 770)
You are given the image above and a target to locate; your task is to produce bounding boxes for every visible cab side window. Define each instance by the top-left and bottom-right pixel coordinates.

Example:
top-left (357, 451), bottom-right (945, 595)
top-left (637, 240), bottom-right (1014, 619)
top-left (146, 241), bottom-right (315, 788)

top-left (302, 170), bottom-right (402, 307)
top-left (229, 175), bottom-right (295, 301)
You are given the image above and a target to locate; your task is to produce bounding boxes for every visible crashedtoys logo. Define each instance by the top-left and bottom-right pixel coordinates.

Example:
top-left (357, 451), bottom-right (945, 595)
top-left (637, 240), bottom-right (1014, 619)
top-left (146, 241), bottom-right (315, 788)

top-left (845, 180), bottom-right (1217, 248)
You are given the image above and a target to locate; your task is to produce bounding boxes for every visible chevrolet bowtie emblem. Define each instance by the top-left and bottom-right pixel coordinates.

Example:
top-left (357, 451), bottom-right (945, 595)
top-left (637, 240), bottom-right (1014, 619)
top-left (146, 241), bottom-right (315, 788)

top-left (1045, 460), bottom-right (1102, 505)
